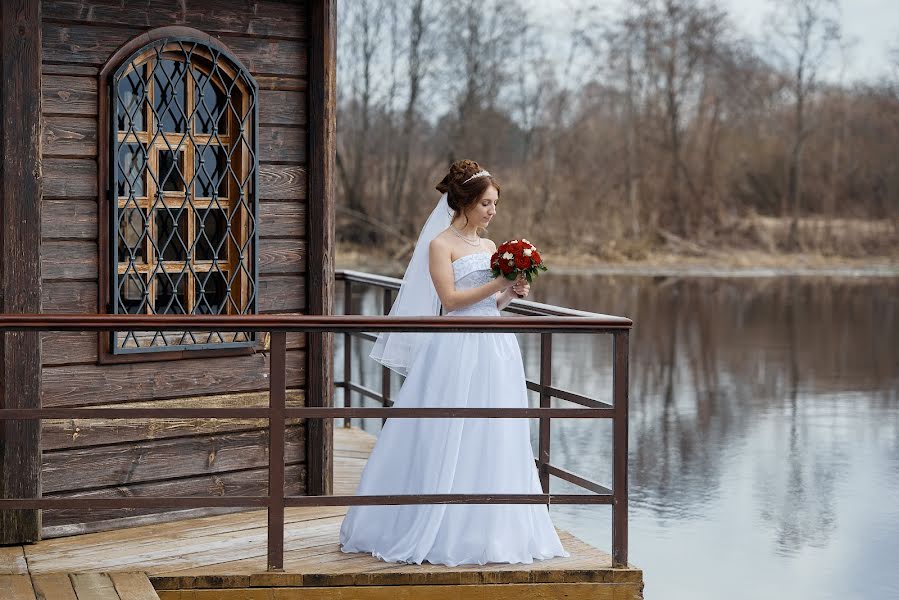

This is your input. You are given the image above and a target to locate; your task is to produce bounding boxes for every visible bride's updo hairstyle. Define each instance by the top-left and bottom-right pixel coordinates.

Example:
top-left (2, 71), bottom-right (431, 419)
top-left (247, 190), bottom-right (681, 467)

top-left (435, 159), bottom-right (501, 231)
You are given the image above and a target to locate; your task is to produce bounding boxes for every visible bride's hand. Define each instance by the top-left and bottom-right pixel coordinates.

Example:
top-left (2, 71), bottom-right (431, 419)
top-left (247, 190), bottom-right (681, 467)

top-left (494, 272), bottom-right (521, 291)
top-left (512, 279), bottom-right (530, 298)
top-left (511, 273), bottom-right (529, 297)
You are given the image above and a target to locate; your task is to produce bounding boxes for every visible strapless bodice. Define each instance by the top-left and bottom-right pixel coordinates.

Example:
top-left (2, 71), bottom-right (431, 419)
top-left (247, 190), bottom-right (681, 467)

top-left (447, 252), bottom-right (499, 317)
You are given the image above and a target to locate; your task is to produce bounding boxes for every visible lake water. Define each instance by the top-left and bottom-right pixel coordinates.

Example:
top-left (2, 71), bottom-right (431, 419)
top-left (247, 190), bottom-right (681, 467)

top-left (337, 273), bottom-right (899, 600)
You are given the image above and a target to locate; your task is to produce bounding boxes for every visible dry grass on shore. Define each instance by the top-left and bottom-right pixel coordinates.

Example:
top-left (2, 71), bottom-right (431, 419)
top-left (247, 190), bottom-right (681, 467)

top-left (337, 216), bottom-right (899, 276)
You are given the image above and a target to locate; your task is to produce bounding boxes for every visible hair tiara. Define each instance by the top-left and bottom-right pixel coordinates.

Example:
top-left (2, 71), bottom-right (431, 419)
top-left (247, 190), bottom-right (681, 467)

top-left (462, 169), bottom-right (491, 185)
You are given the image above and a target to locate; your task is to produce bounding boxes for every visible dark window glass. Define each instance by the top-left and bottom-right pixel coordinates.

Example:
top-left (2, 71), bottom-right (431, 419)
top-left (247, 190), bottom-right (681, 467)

top-left (117, 144), bottom-right (146, 198)
top-left (193, 68), bottom-right (229, 135)
top-left (117, 65), bottom-right (147, 132)
top-left (195, 146), bottom-right (228, 198)
top-left (153, 273), bottom-right (187, 315)
top-left (194, 270), bottom-right (228, 314)
top-left (195, 208), bottom-right (227, 260)
top-left (117, 208), bottom-right (147, 264)
top-left (153, 272), bottom-right (187, 314)
top-left (153, 208), bottom-right (188, 261)
top-left (153, 59), bottom-right (187, 133)
top-left (120, 273), bottom-right (147, 314)
top-left (157, 149), bottom-right (185, 192)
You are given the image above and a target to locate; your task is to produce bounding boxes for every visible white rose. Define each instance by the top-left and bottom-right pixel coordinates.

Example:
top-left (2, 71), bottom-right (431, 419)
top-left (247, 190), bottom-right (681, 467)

top-left (510, 239), bottom-right (518, 244)
top-left (523, 248), bottom-right (532, 256)
top-left (502, 252), bottom-right (513, 260)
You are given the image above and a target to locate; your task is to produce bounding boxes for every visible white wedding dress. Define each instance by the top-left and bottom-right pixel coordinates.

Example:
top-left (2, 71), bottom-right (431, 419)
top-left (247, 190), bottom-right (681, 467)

top-left (338, 251), bottom-right (570, 566)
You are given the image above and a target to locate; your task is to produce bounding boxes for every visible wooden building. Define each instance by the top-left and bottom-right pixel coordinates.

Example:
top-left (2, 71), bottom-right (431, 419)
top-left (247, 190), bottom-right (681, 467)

top-left (0, 0), bottom-right (335, 542)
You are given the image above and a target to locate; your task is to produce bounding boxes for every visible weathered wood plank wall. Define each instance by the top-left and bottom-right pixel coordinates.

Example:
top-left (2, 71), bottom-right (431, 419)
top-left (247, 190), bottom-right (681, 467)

top-left (37, 0), bottom-right (311, 536)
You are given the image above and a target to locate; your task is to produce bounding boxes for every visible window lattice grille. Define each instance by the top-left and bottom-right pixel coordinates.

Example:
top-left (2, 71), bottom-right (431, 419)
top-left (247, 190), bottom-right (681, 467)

top-left (110, 40), bottom-right (259, 353)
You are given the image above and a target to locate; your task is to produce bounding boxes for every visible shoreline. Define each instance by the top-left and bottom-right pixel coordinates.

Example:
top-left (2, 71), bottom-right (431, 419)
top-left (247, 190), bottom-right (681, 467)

top-left (336, 247), bottom-right (899, 279)
top-left (547, 264), bottom-right (899, 278)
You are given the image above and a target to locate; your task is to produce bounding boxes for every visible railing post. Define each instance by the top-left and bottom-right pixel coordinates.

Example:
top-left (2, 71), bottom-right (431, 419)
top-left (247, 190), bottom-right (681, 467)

top-left (343, 280), bottom-right (352, 428)
top-left (381, 288), bottom-right (392, 427)
top-left (267, 331), bottom-right (287, 571)
top-left (612, 330), bottom-right (629, 567)
top-left (538, 333), bottom-right (552, 497)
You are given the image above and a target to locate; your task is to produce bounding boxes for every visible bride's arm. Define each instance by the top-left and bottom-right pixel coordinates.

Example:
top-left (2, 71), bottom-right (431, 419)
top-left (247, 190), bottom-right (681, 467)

top-left (429, 239), bottom-right (512, 312)
top-left (496, 288), bottom-right (517, 311)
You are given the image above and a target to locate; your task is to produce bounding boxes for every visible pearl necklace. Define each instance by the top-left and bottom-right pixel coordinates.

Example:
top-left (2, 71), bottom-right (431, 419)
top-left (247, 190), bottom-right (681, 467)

top-left (449, 223), bottom-right (481, 247)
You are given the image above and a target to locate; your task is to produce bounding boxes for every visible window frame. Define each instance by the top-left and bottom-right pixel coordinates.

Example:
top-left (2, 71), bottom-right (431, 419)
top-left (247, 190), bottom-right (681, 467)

top-left (97, 27), bottom-right (261, 364)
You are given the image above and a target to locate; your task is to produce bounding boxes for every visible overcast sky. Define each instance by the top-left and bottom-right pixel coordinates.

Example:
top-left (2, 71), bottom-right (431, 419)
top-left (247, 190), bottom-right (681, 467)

top-left (521, 0), bottom-right (898, 83)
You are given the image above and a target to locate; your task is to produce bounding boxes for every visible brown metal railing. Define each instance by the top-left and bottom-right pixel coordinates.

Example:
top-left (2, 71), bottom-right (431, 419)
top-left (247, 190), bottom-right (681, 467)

top-left (0, 291), bottom-right (632, 569)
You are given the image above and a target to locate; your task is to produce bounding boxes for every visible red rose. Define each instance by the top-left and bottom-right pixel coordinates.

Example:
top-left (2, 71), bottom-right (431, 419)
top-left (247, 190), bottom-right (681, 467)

top-left (499, 259), bottom-right (513, 274)
top-left (514, 254), bottom-right (530, 269)
top-left (532, 252), bottom-right (542, 265)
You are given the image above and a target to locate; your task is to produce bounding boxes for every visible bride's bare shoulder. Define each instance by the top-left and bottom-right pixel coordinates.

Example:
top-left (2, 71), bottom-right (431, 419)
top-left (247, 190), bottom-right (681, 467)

top-left (429, 231), bottom-right (453, 256)
top-left (483, 238), bottom-right (497, 252)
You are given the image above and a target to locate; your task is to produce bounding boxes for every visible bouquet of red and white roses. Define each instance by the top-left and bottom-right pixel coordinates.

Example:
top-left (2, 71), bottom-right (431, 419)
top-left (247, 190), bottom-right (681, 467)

top-left (490, 238), bottom-right (547, 284)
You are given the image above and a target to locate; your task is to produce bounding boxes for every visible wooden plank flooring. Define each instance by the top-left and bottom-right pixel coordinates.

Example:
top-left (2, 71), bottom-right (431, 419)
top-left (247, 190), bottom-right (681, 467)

top-left (1, 427), bottom-right (643, 599)
top-left (0, 572), bottom-right (160, 600)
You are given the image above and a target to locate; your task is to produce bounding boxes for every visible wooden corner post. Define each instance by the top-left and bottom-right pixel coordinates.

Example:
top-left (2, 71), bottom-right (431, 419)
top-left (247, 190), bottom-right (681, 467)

top-left (306, 0), bottom-right (337, 496)
top-left (0, 0), bottom-right (43, 544)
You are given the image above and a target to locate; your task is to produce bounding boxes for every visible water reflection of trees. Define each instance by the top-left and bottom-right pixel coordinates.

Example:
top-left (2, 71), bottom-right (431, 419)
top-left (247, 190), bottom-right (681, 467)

top-left (529, 274), bottom-right (898, 550)
top-left (342, 275), bottom-right (899, 554)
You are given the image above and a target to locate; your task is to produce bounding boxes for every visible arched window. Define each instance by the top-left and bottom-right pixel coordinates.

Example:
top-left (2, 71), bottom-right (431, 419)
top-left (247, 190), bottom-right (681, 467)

top-left (104, 34), bottom-right (258, 355)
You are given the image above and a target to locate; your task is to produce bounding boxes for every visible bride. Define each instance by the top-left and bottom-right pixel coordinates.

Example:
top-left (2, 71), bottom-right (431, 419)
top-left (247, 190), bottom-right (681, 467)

top-left (338, 159), bottom-right (570, 566)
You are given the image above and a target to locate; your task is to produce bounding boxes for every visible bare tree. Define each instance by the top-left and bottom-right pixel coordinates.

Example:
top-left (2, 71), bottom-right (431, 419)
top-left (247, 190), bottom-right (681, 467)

top-left (512, 20), bottom-right (549, 164)
top-left (385, 0), bottom-right (436, 234)
top-left (650, 0), bottom-right (727, 236)
top-left (441, 0), bottom-right (528, 164)
top-left (605, 3), bottom-right (651, 238)
top-left (336, 0), bottom-right (385, 241)
top-left (766, 0), bottom-right (841, 249)
top-left (824, 37), bottom-right (855, 219)
top-left (530, 3), bottom-right (593, 229)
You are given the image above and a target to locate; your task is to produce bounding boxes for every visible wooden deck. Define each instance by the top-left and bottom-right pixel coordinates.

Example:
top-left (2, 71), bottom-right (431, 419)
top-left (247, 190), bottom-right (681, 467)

top-left (0, 427), bottom-right (643, 599)
top-left (0, 572), bottom-right (160, 600)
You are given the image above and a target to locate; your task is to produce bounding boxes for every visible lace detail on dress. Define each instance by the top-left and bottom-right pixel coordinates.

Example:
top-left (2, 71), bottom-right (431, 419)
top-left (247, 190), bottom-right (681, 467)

top-left (447, 252), bottom-right (499, 317)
